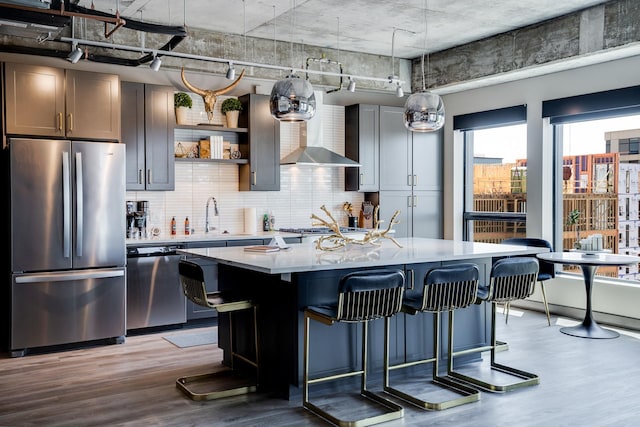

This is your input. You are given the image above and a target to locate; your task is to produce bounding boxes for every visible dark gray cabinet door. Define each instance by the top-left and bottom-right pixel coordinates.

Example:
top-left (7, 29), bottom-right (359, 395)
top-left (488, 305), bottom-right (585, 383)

top-left (122, 83), bottom-right (175, 191)
top-left (121, 82), bottom-right (145, 191)
top-left (345, 104), bottom-right (379, 192)
top-left (144, 85), bottom-right (175, 191)
top-left (238, 94), bottom-right (280, 191)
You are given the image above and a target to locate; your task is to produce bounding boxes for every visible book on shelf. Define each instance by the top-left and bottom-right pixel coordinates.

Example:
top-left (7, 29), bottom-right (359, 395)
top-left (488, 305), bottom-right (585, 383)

top-left (243, 245), bottom-right (280, 253)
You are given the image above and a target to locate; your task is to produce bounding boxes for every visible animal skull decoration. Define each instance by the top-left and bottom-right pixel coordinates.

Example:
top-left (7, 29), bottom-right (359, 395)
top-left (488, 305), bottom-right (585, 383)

top-left (180, 67), bottom-right (245, 122)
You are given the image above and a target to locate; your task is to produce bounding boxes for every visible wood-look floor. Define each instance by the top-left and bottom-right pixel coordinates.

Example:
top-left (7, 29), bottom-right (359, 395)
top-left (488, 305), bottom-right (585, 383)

top-left (2, 309), bottom-right (640, 427)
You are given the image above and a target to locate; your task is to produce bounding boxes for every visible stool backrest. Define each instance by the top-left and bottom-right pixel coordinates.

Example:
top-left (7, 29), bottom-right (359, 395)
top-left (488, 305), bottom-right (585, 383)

top-left (337, 269), bottom-right (405, 322)
top-left (421, 263), bottom-right (479, 312)
top-left (179, 259), bottom-right (212, 309)
top-left (489, 257), bottom-right (539, 303)
top-left (501, 238), bottom-right (555, 280)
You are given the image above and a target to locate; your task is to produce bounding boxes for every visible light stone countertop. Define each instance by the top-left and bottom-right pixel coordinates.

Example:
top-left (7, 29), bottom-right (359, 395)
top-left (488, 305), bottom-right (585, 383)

top-left (126, 231), bottom-right (300, 246)
top-left (178, 237), bottom-right (549, 275)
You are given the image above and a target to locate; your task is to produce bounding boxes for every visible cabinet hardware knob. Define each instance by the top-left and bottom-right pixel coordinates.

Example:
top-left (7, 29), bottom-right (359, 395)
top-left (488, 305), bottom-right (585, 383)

top-left (252, 171), bottom-right (256, 185)
top-left (58, 112), bottom-right (63, 131)
top-left (138, 169), bottom-right (143, 185)
top-left (67, 113), bottom-right (73, 132)
top-left (147, 169), bottom-right (152, 184)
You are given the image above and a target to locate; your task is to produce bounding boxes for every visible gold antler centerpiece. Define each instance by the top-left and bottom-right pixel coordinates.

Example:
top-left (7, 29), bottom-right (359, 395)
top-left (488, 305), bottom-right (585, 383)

top-left (181, 67), bottom-right (245, 123)
top-left (310, 205), bottom-right (402, 251)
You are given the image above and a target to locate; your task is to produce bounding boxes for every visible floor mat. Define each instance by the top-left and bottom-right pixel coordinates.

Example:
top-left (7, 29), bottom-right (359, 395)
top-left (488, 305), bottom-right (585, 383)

top-left (163, 328), bottom-right (218, 348)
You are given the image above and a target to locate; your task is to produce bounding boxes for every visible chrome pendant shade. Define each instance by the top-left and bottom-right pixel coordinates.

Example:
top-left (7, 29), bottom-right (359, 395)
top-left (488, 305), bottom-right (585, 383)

top-left (270, 74), bottom-right (316, 121)
top-left (404, 0), bottom-right (444, 132)
top-left (403, 90), bottom-right (445, 132)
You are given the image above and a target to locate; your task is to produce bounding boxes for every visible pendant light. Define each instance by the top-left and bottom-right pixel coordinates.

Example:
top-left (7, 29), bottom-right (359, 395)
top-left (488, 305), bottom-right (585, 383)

top-left (270, 0), bottom-right (316, 121)
top-left (403, 0), bottom-right (444, 132)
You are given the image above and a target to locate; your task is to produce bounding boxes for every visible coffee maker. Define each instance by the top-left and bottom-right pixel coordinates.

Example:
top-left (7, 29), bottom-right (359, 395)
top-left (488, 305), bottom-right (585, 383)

top-left (126, 201), bottom-right (149, 238)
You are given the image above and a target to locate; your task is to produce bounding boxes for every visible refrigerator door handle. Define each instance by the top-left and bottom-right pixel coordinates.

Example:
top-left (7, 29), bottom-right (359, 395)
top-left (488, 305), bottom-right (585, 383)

top-left (15, 269), bottom-right (125, 284)
top-left (62, 151), bottom-right (71, 258)
top-left (76, 151), bottom-right (83, 257)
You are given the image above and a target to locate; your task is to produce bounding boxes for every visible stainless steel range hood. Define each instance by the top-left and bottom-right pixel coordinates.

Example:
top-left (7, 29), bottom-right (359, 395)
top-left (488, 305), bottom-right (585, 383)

top-left (280, 91), bottom-right (360, 167)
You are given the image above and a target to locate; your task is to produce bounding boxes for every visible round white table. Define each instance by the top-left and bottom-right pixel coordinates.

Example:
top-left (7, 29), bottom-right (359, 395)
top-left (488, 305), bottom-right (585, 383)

top-left (536, 251), bottom-right (638, 339)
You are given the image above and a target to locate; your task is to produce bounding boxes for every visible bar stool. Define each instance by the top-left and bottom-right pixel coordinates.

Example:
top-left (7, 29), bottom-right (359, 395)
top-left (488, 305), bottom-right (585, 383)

top-left (176, 259), bottom-right (259, 401)
top-left (501, 238), bottom-right (555, 325)
top-left (448, 257), bottom-right (540, 393)
top-left (303, 269), bottom-right (405, 427)
top-left (384, 263), bottom-right (481, 410)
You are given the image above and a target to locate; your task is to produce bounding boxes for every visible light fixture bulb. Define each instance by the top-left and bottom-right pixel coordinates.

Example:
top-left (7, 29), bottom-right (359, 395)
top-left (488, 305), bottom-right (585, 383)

top-left (395, 82), bottom-right (404, 97)
top-left (150, 55), bottom-right (162, 71)
top-left (403, 90), bottom-right (445, 132)
top-left (67, 45), bottom-right (83, 64)
top-left (347, 77), bottom-right (356, 93)
top-left (270, 74), bottom-right (316, 121)
top-left (226, 63), bottom-right (235, 80)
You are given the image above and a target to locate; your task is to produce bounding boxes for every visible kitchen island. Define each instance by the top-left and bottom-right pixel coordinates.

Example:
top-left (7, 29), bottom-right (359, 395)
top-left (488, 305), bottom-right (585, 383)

top-left (179, 237), bottom-right (547, 398)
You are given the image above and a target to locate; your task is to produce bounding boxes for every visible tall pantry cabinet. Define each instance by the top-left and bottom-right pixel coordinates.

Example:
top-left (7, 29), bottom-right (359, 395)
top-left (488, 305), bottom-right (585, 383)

top-left (345, 104), bottom-right (443, 239)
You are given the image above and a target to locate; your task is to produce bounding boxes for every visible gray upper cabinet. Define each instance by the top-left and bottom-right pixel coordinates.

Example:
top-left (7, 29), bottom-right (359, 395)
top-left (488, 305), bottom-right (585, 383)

top-left (121, 82), bottom-right (175, 191)
top-left (238, 93), bottom-right (280, 191)
top-left (4, 63), bottom-right (120, 140)
top-left (379, 106), bottom-right (442, 191)
top-left (345, 104), bottom-right (379, 192)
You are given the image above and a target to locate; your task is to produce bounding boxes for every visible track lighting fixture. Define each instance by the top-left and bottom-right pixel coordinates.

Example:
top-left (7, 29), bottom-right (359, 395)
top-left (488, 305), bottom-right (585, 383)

top-left (66, 43), bottom-right (83, 64)
top-left (226, 62), bottom-right (236, 80)
top-left (149, 53), bottom-right (162, 71)
top-left (347, 77), bottom-right (356, 92)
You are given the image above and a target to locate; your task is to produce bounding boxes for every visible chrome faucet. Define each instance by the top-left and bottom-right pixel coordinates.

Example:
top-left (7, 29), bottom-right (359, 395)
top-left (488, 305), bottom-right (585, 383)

top-left (205, 196), bottom-right (219, 233)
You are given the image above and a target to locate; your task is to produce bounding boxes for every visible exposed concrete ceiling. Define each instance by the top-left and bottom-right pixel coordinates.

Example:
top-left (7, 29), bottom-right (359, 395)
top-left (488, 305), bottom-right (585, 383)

top-left (77, 0), bottom-right (608, 59)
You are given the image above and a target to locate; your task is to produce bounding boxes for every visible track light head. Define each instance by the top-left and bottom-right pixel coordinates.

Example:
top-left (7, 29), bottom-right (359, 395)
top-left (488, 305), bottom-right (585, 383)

top-left (67, 44), bottom-right (83, 64)
top-left (395, 82), bottom-right (404, 97)
top-left (226, 63), bottom-right (235, 80)
top-left (347, 77), bottom-right (356, 93)
top-left (150, 55), bottom-right (162, 71)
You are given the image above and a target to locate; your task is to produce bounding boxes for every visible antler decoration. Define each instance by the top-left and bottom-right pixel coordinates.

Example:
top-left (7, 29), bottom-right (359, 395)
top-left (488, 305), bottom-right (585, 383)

top-left (181, 67), bottom-right (245, 122)
top-left (310, 205), bottom-right (402, 251)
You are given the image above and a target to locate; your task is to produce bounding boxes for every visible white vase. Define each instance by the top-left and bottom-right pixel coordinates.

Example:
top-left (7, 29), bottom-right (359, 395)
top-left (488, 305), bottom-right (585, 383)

top-left (175, 107), bottom-right (189, 125)
top-left (225, 110), bottom-right (240, 128)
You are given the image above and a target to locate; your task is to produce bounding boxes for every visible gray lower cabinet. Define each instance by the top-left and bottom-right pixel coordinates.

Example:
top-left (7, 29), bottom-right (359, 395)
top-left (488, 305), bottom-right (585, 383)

top-left (122, 82), bottom-right (175, 191)
top-left (378, 190), bottom-right (443, 238)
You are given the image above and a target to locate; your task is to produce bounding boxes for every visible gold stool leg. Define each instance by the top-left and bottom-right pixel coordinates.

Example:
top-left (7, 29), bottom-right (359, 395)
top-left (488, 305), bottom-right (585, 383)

top-left (447, 303), bottom-right (539, 393)
top-left (539, 282), bottom-right (551, 326)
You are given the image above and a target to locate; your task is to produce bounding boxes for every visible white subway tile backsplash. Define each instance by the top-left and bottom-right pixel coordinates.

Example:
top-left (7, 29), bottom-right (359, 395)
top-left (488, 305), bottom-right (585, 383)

top-left (127, 104), bottom-right (365, 236)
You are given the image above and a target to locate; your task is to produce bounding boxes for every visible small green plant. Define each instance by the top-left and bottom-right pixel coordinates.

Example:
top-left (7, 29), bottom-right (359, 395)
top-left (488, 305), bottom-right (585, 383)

top-left (566, 209), bottom-right (581, 227)
top-left (174, 92), bottom-right (192, 109)
top-left (221, 97), bottom-right (243, 113)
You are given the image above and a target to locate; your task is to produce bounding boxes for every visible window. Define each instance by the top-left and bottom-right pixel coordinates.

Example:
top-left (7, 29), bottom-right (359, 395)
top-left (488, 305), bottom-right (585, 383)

top-left (456, 106), bottom-right (527, 242)
top-left (543, 85), bottom-right (640, 281)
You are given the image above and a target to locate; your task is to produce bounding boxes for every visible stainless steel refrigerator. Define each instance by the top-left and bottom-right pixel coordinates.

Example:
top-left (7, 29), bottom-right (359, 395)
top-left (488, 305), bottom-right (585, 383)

top-left (9, 138), bottom-right (126, 357)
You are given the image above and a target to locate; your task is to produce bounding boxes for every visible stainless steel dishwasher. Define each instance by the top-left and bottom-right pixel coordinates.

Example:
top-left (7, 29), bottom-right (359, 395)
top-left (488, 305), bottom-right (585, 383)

top-left (126, 245), bottom-right (186, 331)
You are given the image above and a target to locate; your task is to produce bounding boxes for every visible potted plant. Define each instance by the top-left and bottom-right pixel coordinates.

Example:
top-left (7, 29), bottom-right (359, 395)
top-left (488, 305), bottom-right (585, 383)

top-left (221, 97), bottom-right (243, 128)
top-left (174, 92), bottom-right (192, 125)
top-left (566, 209), bottom-right (581, 248)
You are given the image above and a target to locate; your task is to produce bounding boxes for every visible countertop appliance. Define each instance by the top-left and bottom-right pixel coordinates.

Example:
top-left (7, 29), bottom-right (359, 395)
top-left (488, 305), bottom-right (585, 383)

top-left (126, 244), bottom-right (187, 330)
top-left (8, 138), bottom-right (126, 357)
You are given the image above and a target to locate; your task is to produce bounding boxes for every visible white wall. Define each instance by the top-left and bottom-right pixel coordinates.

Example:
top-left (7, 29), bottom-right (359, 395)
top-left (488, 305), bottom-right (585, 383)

top-left (441, 54), bottom-right (640, 323)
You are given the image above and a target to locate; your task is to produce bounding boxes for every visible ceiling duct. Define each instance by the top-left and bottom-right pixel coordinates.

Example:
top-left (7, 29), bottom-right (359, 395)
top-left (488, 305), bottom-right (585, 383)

top-left (280, 91), bottom-right (361, 167)
top-left (0, 1), bottom-right (67, 41)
